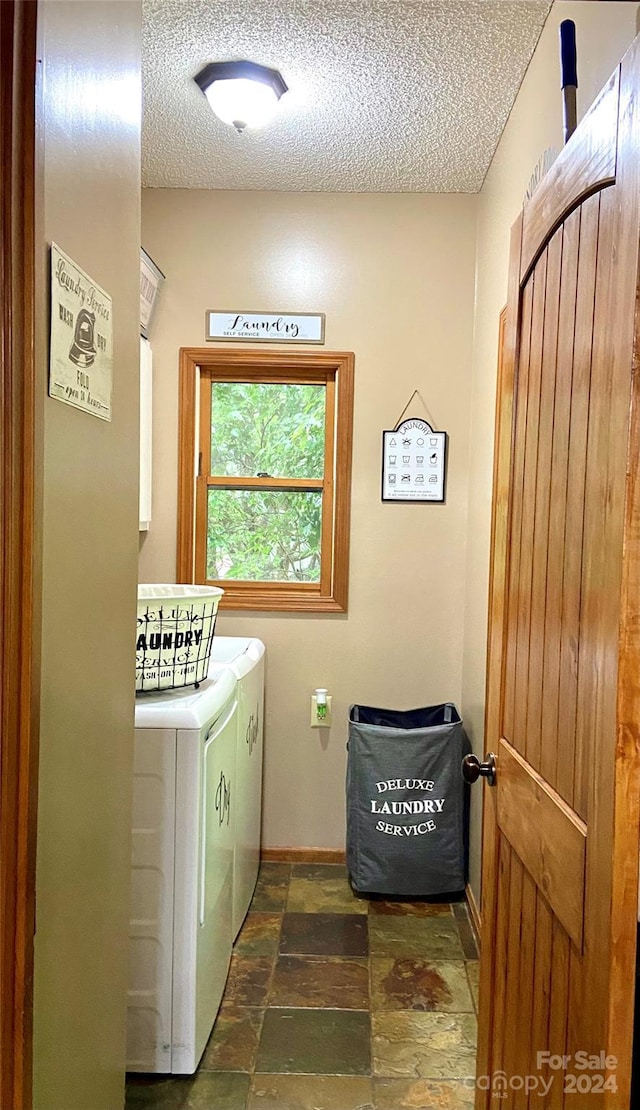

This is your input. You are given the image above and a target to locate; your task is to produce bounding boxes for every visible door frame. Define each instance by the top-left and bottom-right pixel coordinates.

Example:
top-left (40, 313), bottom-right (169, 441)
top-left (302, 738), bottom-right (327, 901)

top-left (0, 3), bottom-right (40, 1109)
top-left (476, 219), bottom-right (522, 1101)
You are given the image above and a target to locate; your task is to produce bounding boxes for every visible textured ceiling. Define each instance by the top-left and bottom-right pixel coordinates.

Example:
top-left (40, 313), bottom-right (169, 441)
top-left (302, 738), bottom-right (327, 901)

top-left (142, 0), bottom-right (552, 193)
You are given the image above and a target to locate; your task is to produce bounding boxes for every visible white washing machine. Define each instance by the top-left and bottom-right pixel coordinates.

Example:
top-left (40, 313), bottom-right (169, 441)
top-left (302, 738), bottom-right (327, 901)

top-left (127, 669), bottom-right (237, 1074)
top-left (209, 638), bottom-right (265, 939)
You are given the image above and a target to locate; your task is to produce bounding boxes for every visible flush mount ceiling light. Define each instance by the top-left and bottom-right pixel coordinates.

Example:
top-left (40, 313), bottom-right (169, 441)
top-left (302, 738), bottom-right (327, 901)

top-left (194, 60), bottom-right (288, 133)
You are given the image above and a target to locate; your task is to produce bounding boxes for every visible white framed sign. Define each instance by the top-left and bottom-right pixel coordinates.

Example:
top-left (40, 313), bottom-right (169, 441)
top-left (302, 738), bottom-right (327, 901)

top-left (382, 418), bottom-right (447, 503)
top-left (206, 310), bottom-right (325, 344)
top-left (140, 248), bottom-right (165, 339)
top-left (49, 243), bottom-right (113, 421)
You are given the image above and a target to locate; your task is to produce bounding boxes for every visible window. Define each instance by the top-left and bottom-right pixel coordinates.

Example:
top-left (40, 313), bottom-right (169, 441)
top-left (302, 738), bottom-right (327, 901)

top-left (177, 349), bottom-right (354, 611)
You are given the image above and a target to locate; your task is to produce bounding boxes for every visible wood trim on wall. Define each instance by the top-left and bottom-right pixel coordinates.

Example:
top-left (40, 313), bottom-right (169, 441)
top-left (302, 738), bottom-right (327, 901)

top-left (0, 4), bottom-right (39, 1109)
top-left (261, 847), bottom-right (347, 865)
top-left (176, 347), bottom-right (198, 582)
top-left (465, 883), bottom-right (482, 941)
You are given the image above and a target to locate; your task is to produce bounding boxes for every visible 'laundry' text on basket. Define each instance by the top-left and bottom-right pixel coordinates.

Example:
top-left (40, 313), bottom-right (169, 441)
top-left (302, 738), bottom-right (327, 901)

top-left (136, 630), bottom-right (204, 652)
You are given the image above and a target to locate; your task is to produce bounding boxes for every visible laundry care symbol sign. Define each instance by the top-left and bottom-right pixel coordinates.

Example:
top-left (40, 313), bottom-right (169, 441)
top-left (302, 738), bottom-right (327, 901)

top-left (382, 418), bottom-right (447, 502)
top-left (49, 243), bottom-right (113, 420)
top-left (371, 777), bottom-right (445, 837)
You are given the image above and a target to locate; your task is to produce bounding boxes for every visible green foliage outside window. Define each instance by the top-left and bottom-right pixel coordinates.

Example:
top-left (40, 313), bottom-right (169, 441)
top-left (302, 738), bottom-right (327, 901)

top-left (208, 382), bottom-right (326, 582)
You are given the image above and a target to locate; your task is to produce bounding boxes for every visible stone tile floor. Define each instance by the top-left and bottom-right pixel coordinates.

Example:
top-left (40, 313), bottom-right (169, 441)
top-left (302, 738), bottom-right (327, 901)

top-left (126, 862), bottom-right (479, 1109)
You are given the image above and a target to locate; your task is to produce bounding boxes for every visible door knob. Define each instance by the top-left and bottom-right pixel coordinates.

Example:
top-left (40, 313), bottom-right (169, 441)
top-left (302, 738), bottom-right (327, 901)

top-left (462, 752), bottom-right (497, 787)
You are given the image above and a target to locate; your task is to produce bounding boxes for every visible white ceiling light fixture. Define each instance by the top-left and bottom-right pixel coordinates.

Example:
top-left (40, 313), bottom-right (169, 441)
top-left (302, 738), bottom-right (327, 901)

top-left (194, 60), bottom-right (288, 133)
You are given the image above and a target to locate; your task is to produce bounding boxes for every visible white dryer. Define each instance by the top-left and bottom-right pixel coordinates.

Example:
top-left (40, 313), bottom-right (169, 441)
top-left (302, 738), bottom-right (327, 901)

top-left (127, 669), bottom-right (237, 1074)
top-left (209, 638), bottom-right (265, 939)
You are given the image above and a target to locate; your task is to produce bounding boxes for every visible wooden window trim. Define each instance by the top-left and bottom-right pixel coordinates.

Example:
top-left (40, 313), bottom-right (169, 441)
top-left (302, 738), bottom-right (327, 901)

top-left (177, 348), bottom-right (354, 612)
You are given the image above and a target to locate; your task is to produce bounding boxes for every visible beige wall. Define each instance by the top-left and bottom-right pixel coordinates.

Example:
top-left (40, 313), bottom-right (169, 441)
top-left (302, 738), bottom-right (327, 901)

top-left (462, 1), bottom-right (640, 905)
top-left (141, 1), bottom-right (639, 893)
top-left (140, 191), bottom-right (477, 849)
top-left (33, 3), bottom-right (141, 1109)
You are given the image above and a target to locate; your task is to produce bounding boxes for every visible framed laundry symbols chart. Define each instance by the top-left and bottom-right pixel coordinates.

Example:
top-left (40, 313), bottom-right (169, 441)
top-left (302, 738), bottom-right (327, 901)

top-left (382, 416), bottom-right (447, 503)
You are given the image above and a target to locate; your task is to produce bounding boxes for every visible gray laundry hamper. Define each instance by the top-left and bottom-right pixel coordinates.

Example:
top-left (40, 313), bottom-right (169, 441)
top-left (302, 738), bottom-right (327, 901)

top-left (346, 702), bottom-right (470, 897)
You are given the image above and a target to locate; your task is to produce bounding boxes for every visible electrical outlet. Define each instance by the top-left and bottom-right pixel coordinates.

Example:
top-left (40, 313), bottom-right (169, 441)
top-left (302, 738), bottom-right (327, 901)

top-left (310, 694), bottom-right (332, 727)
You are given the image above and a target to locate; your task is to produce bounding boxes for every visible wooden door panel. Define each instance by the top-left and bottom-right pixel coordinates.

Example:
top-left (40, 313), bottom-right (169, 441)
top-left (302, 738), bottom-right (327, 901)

top-left (479, 37), bottom-right (640, 1109)
top-left (512, 867), bottom-right (536, 1110)
top-left (540, 206), bottom-right (580, 788)
top-left (530, 896), bottom-right (554, 1097)
top-left (512, 250), bottom-right (546, 760)
top-left (557, 192), bottom-right (600, 815)
top-left (501, 278), bottom-right (533, 744)
top-left (487, 838), bottom-right (576, 1103)
top-left (520, 69), bottom-right (619, 280)
top-left (501, 849), bottom-right (524, 1090)
top-left (548, 920), bottom-right (572, 1110)
top-left (527, 231), bottom-right (562, 773)
top-left (497, 739), bottom-right (586, 949)
top-left (489, 836), bottom-right (512, 1086)
top-left (574, 187), bottom-right (618, 826)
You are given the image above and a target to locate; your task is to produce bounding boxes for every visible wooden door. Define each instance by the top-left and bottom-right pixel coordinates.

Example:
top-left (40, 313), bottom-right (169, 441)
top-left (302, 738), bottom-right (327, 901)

top-left (478, 37), bottom-right (640, 1110)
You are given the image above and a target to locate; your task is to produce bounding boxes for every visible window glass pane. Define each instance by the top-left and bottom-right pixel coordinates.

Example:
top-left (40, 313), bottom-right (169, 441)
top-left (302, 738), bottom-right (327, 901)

top-left (207, 489), bottom-right (322, 582)
top-left (210, 382), bottom-right (325, 479)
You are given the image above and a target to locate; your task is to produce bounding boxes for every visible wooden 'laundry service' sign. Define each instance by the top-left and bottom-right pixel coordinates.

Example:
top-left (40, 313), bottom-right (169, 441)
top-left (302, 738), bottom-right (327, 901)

top-left (382, 418), bottom-right (447, 502)
top-left (49, 242), bottom-right (113, 420)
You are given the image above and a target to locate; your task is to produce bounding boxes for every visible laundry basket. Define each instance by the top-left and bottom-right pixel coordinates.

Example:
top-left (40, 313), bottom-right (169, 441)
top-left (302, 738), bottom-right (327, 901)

top-left (136, 584), bottom-right (223, 692)
top-left (346, 702), bottom-right (470, 897)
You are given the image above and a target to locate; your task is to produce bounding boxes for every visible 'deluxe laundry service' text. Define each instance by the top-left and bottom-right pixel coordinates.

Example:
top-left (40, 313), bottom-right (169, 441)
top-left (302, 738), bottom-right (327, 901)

top-left (371, 777), bottom-right (446, 837)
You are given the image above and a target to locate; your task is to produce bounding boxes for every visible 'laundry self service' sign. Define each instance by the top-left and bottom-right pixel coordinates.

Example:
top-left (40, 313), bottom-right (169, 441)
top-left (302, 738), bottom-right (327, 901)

top-left (206, 310), bottom-right (325, 344)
